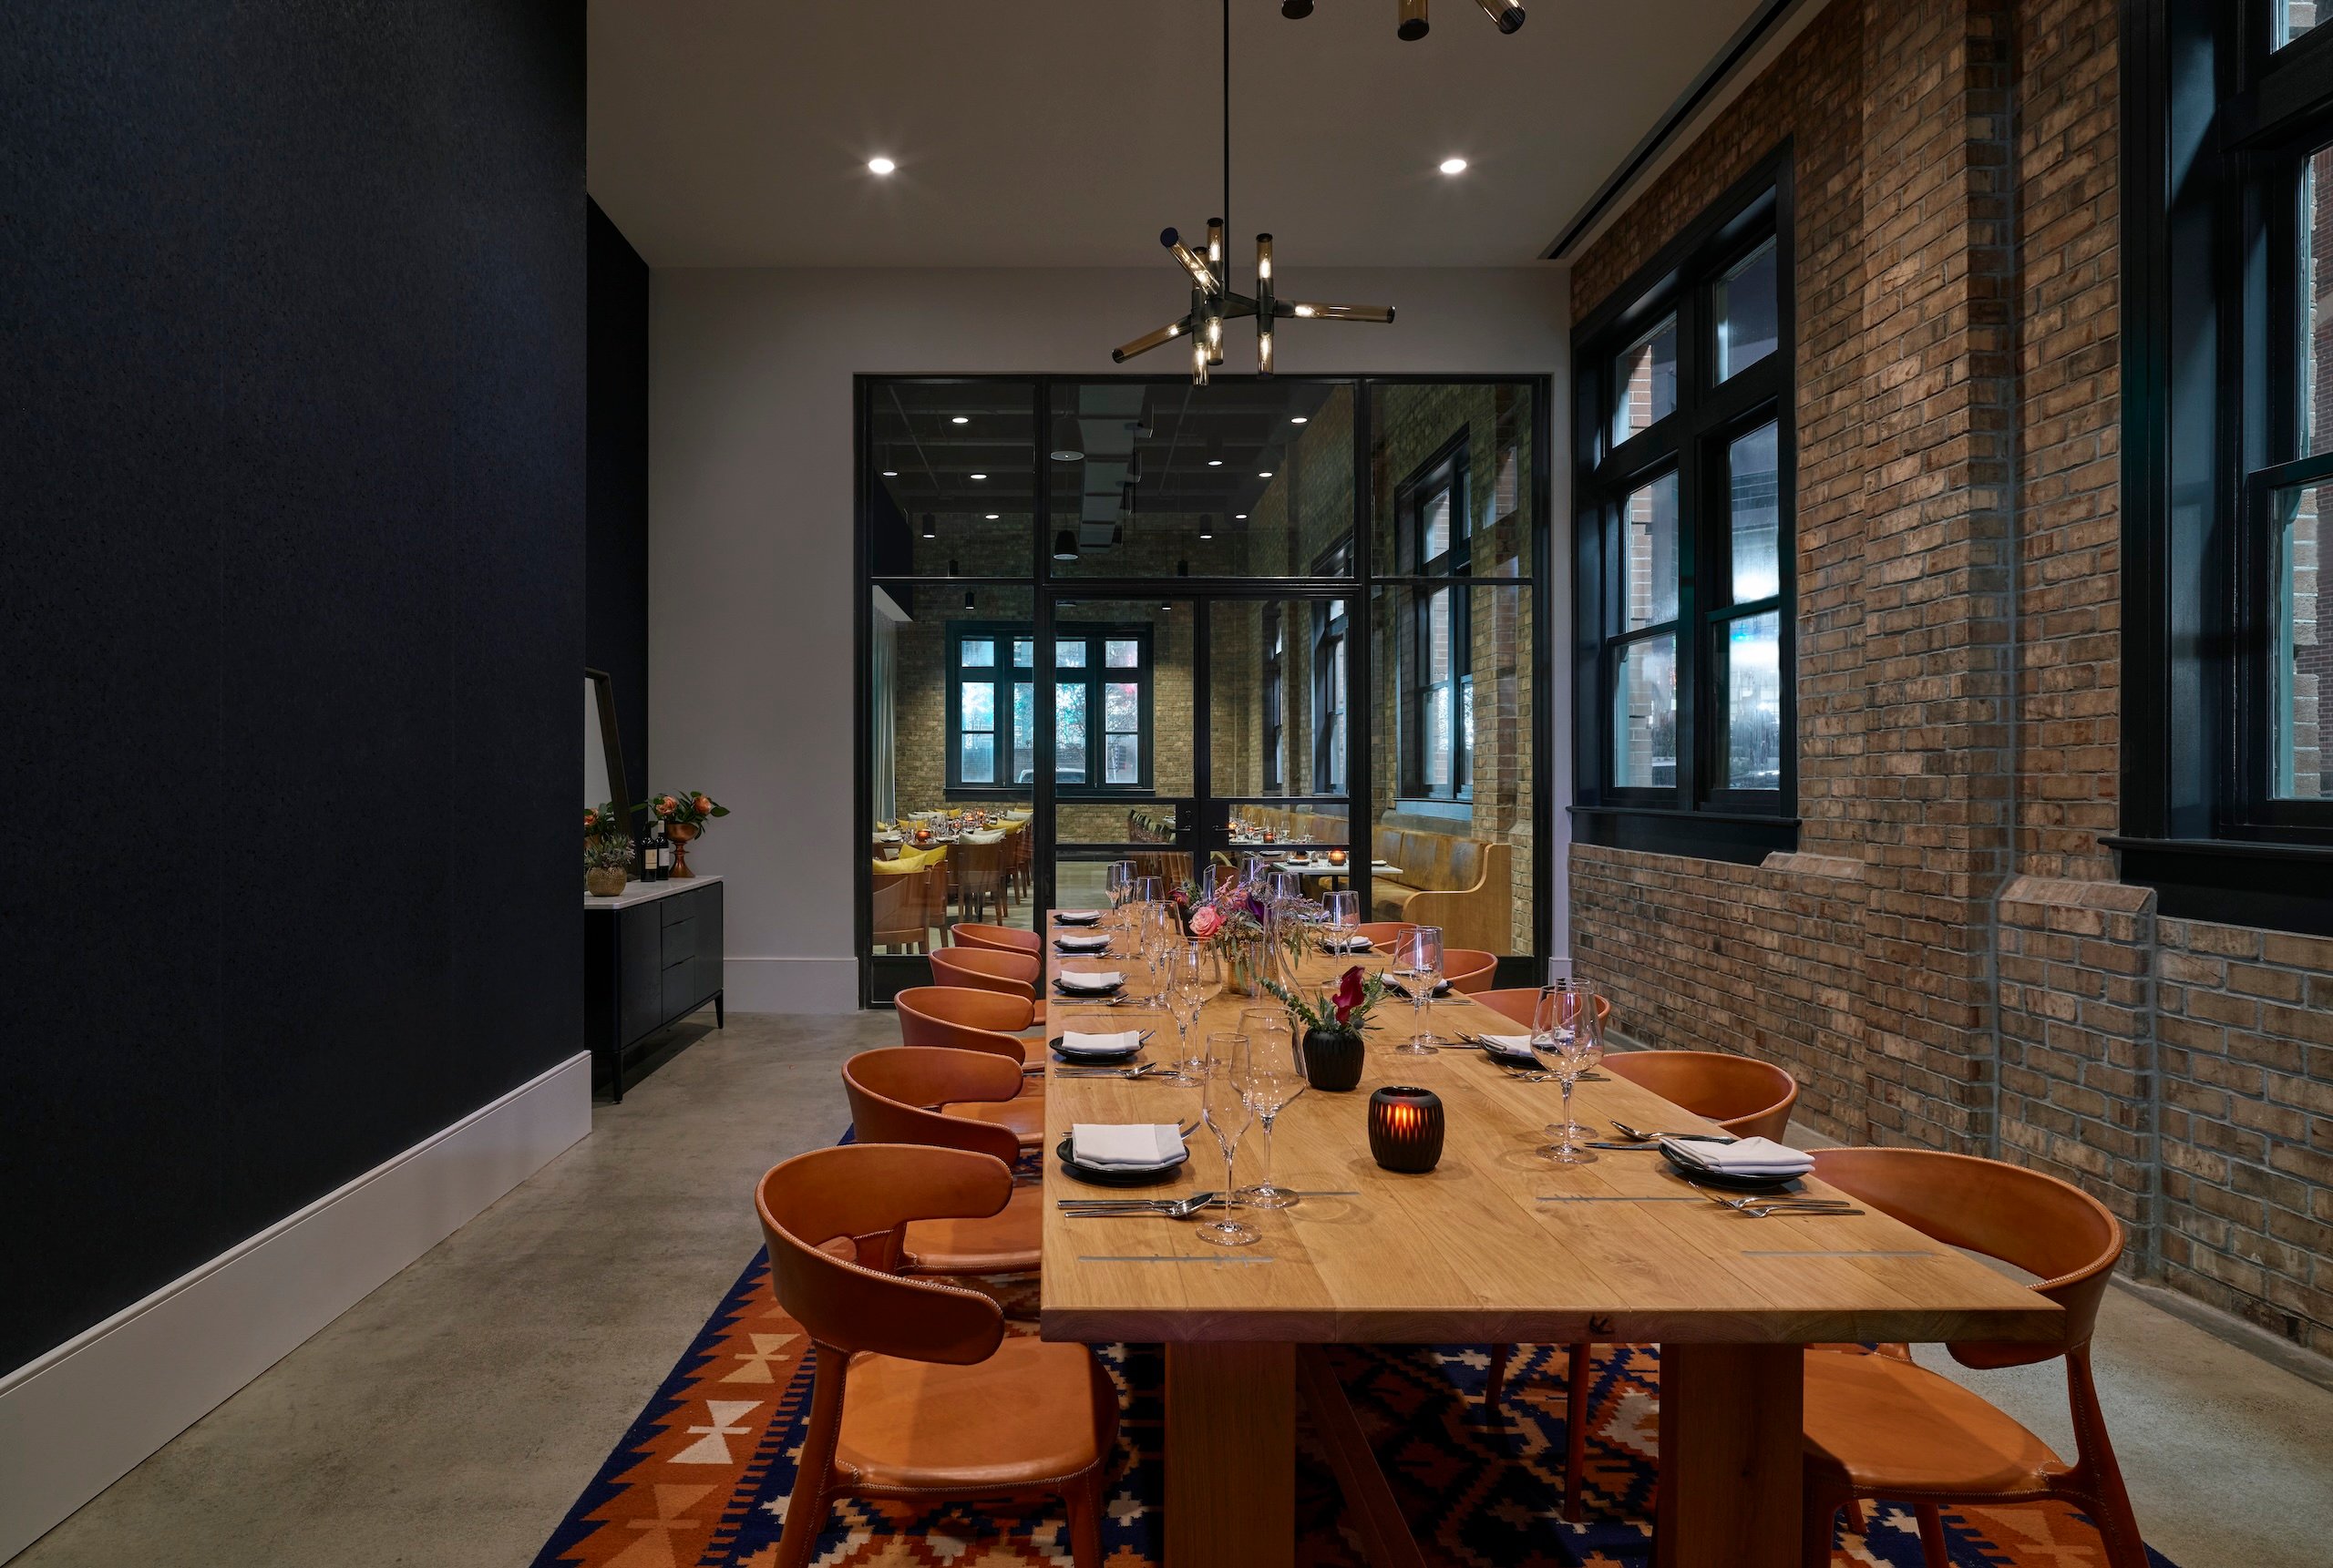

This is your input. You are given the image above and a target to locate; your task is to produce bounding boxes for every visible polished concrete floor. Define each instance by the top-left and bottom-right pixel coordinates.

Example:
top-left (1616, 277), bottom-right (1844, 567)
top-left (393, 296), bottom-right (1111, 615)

top-left (13, 1009), bottom-right (2333, 1567)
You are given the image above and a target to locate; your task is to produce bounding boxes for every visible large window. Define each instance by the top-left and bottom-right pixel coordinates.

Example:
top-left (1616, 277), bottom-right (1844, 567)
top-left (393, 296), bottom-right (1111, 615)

top-left (2125, 3), bottom-right (2333, 932)
top-left (947, 623), bottom-right (1150, 793)
top-left (1572, 157), bottom-right (1794, 858)
top-left (1394, 438), bottom-right (1475, 800)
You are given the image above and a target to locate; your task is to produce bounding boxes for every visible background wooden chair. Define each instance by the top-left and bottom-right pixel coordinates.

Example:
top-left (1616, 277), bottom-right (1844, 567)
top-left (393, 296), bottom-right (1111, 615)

top-left (1798, 1148), bottom-right (2143, 1568)
top-left (951, 835), bottom-right (1012, 925)
top-left (871, 867), bottom-right (928, 953)
top-left (840, 1048), bottom-right (1042, 1258)
top-left (754, 1144), bottom-right (1112, 1568)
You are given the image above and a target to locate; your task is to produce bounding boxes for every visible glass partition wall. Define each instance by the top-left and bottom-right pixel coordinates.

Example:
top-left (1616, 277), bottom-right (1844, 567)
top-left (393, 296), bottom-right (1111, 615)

top-left (858, 375), bottom-right (1551, 1002)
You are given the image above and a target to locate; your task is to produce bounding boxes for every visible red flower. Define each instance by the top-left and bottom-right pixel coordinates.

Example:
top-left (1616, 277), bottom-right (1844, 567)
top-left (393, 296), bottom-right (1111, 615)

top-left (1188, 906), bottom-right (1222, 938)
top-left (1168, 887), bottom-right (1191, 908)
top-left (1331, 966), bottom-right (1367, 1026)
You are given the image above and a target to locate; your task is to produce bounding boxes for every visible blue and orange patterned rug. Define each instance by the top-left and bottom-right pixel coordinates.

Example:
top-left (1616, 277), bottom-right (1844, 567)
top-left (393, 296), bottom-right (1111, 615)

top-left (530, 1243), bottom-right (2176, 1568)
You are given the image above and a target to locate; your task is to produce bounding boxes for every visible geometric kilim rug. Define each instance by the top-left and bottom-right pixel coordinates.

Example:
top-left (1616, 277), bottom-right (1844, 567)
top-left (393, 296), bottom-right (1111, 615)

top-left (529, 1247), bottom-right (2181, 1568)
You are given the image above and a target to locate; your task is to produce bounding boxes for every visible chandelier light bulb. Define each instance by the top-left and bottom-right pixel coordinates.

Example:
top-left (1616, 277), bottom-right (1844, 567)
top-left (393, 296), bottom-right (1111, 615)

top-left (920, 514), bottom-right (937, 538)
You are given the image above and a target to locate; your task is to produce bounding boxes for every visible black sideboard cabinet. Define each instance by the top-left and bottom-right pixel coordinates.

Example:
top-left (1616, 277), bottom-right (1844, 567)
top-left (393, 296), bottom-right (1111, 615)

top-left (584, 876), bottom-right (725, 1100)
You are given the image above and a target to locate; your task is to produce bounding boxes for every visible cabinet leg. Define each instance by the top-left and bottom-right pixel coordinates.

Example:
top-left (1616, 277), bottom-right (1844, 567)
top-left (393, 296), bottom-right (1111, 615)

top-left (714, 991), bottom-right (725, 1029)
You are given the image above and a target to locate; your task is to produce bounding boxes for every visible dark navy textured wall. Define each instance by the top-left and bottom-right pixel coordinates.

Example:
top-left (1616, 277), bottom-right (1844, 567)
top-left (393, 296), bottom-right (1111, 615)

top-left (588, 198), bottom-right (651, 802)
top-left (0, 2), bottom-right (585, 1371)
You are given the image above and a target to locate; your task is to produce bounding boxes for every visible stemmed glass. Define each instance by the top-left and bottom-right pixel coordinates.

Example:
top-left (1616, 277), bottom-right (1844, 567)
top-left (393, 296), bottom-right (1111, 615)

top-left (1196, 1032), bottom-right (1259, 1246)
top-left (1393, 925), bottom-right (1444, 1055)
top-left (1165, 942), bottom-right (1217, 1083)
top-left (1105, 861), bottom-right (1134, 926)
top-left (1321, 890), bottom-right (1361, 952)
top-left (1236, 1009), bottom-right (1306, 1208)
top-left (1531, 986), bottom-right (1604, 1166)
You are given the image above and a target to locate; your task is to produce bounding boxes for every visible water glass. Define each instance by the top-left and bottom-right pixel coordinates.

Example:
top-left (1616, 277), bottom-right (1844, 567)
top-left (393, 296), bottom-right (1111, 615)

top-left (1321, 890), bottom-right (1361, 949)
top-left (1236, 1009), bottom-right (1305, 1208)
top-left (1394, 925), bottom-right (1443, 1055)
top-left (1531, 987), bottom-right (1604, 1167)
top-left (1196, 1034), bottom-right (1259, 1247)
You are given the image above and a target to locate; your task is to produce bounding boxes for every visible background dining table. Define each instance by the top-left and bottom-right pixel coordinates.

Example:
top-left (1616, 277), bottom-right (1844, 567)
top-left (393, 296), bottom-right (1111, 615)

top-left (1036, 916), bottom-right (2061, 1568)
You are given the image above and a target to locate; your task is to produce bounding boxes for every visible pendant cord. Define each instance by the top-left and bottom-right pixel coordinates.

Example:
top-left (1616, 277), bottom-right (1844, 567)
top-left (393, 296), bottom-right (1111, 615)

top-left (1222, 0), bottom-right (1230, 287)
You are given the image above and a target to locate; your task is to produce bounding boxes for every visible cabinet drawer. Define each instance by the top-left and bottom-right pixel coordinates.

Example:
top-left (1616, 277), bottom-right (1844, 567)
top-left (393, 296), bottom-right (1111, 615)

top-left (661, 915), bottom-right (697, 968)
top-left (661, 888), bottom-right (703, 926)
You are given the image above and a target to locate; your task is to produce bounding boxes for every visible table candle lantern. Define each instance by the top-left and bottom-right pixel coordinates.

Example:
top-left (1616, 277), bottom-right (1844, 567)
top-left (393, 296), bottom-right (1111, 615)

top-left (1367, 1086), bottom-right (1444, 1173)
top-left (914, 826), bottom-right (932, 845)
top-left (1327, 848), bottom-right (1348, 867)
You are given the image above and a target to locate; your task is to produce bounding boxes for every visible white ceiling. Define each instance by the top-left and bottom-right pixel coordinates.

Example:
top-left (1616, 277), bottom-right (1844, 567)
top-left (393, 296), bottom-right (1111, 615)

top-left (588, 0), bottom-right (1767, 271)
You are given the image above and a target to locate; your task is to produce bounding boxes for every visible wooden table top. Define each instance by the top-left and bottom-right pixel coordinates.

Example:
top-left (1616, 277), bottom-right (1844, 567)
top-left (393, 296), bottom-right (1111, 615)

top-left (1037, 919), bottom-right (2061, 1348)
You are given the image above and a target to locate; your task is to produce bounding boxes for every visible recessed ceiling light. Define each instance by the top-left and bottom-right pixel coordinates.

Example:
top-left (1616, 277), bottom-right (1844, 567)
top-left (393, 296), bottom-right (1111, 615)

top-left (1235, 513), bottom-right (1249, 520)
top-left (1290, 415), bottom-right (1309, 425)
top-left (1200, 531), bottom-right (1213, 539)
top-left (1207, 457), bottom-right (1224, 466)
top-left (880, 469), bottom-right (899, 477)
top-left (1259, 470), bottom-right (1274, 478)
top-left (970, 472), bottom-right (987, 479)
top-left (984, 513), bottom-right (1000, 519)
top-left (951, 415), bottom-right (970, 425)
top-left (1439, 158), bottom-right (1468, 175)
top-left (868, 156), bottom-right (897, 176)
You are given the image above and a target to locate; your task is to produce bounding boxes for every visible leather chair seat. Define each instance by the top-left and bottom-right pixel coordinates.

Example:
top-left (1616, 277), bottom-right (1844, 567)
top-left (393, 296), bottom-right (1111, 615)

top-left (1803, 1344), bottom-right (2062, 1497)
top-left (837, 1336), bottom-right (1111, 1491)
top-left (950, 1096), bottom-right (1043, 1143)
top-left (901, 1182), bottom-right (1041, 1274)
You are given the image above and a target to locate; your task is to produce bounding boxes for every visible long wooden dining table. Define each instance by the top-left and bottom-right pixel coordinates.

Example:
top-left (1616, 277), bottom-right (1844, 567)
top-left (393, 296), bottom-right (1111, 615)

top-left (1034, 920), bottom-right (2061, 1567)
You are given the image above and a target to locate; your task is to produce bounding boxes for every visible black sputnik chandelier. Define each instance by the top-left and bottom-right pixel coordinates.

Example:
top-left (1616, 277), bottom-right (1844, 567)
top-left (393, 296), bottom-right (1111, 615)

top-left (1114, 0), bottom-right (1526, 384)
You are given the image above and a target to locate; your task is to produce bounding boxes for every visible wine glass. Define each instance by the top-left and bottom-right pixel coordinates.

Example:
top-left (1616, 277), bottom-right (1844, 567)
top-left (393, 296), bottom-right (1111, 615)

top-left (1105, 860), bottom-right (1133, 922)
top-left (1196, 1035), bottom-right (1259, 1247)
top-left (1165, 942), bottom-right (1217, 1083)
top-left (1531, 987), bottom-right (1603, 1166)
top-left (1236, 1009), bottom-right (1305, 1209)
top-left (1394, 925), bottom-right (1443, 1055)
top-left (1321, 890), bottom-right (1361, 951)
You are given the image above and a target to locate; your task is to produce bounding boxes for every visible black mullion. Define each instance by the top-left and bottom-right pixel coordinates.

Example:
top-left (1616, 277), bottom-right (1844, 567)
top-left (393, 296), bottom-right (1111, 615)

top-left (1193, 597), bottom-right (1214, 875)
top-left (853, 377), bottom-right (872, 1002)
top-left (1673, 287), bottom-right (1702, 812)
top-left (1351, 381), bottom-right (1375, 921)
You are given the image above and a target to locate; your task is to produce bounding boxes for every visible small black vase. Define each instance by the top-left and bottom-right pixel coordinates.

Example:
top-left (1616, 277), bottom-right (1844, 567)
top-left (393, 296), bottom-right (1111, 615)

top-left (1300, 1026), bottom-right (1366, 1092)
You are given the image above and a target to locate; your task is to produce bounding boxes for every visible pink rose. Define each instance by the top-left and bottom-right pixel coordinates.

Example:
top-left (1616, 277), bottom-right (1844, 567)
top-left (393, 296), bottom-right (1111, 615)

top-left (693, 794), bottom-right (713, 814)
top-left (1188, 906), bottom-right (1222, 939)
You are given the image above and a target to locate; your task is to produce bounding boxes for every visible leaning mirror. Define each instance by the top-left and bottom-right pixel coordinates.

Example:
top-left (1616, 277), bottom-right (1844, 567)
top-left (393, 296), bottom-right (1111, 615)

top-left (585, 669), bottom-right (631, 838)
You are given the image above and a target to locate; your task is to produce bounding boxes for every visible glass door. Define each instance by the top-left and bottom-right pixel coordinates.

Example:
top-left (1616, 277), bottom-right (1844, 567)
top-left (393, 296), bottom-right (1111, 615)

top-left (1048, 597), bottom-right (1200, 911)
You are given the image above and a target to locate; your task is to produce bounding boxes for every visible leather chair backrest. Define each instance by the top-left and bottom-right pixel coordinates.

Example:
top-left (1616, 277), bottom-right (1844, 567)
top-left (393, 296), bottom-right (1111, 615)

top-left (1810, 1146), bottom-right (2122, 1367)
top-left (1353, 921), bottom-right (1417, 948)
top-left (1442, 948), bottom-right (1499, 991)
top-left (930, 946), bottom-right (1040, 998)
top-left (952, 922), bottom-right (1042, 957)
top-left (1603, 1050), bottom-right (1797, 1141)
top-left (755, 1143), bottom-right (1008, 1364)
top-left (895, 985), bottom-right (1034, 1042)
top-left (842, 1047), bottom-right (1023, 1164)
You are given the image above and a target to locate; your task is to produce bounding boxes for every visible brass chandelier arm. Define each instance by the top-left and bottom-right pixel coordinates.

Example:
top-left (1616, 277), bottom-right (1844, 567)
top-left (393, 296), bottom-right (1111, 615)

top-left (1111, 319), bottom-right (1190, 364)
top-left (1284, 301), bottom-right (1398, 324)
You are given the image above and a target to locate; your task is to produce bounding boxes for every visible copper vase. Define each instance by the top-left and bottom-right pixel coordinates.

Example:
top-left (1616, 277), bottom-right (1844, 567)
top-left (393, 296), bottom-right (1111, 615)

top-left (668, 822), bottom-right (698, 877)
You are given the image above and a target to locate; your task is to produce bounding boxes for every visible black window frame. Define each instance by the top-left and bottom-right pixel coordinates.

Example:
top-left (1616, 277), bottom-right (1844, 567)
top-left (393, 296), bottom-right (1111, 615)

top-left (1570, 149), bottom-right (1799, 863)
top-left (944, 620), bottom-right (1153, 797)
top-left (1261, 602), bottom-right (1286, 794)
top-left (1393, 434), bottom-right (1476, 803)
top-left (2119, 0), bottom-right (2333, 934)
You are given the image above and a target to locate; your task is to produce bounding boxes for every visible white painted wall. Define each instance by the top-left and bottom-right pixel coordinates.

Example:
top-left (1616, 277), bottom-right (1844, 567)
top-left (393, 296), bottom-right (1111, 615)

top-left (650, 266), bottom-right (1572, 1012)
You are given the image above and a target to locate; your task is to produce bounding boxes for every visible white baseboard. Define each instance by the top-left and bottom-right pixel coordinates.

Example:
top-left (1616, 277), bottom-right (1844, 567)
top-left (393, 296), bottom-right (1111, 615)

top-left (0, 1051), bottom-right (592, 1562)
top-left (723, 955), bottom-right (860, 1013)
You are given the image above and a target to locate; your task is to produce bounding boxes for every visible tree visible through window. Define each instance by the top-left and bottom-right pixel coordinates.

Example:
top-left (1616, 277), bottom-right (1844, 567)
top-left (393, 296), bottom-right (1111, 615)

top-left (947, 622), bottom-right (1150, 793)
top-left (1396, 439), bottom-right (1473, 800)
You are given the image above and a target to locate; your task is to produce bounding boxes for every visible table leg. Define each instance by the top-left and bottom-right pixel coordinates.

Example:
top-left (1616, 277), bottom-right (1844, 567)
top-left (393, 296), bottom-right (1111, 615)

top-left (1166, 1341), bottom-right (1295, 1568)
top-left (1655, 1341), bottom-right (1802, 1568)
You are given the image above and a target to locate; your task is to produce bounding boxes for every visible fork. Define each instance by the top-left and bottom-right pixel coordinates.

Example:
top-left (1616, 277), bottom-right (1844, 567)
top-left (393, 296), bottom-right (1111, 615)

top-left (1608, 1119), bottom-right (1735, 1143)
top-left (1054, 1063), bottom-right (1172, 1080)
top-left (1707, 1194), bottom-right (1858, 1214)
top-left (1057, 1193), bottom-right (1221, 1218)
top-left (1732, 1203), bottom-right (1865, 1218)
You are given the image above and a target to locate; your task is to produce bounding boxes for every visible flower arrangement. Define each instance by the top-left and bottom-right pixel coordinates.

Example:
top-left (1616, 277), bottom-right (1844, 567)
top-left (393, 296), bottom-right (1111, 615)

top-left (1266, 965), bottom-right (1390, 1035)
top-left (1170, 876), bottom-right (1314, 993)
top-left (645, 790), bottom-right (729, 833)
top-left (584, 801), bottom-right (624, 842)
top-left (584, 835), bottom-right (636, 872)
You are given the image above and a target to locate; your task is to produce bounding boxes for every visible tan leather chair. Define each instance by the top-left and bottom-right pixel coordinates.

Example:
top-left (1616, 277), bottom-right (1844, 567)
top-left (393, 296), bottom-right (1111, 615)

top-left (1441, 948), bottom-right (1499, 993)
top-left (952, 921), bottom-right (1043, 958)
top-left (896, 985), bottom-right (1044, 1068)
top-left (754, 1144), bottom-right (1113, 1568)
top-left (840, 1049), bottom-right (1041, 1267)
top-left (852, 1023), bottom-right (1042, 1150)
top-left (1472, 989), bottom-right (1612, 1029)
top-left (930, 946), bottom-right (1047, 1026)
top-left (871, 869), bottom-right (928, 953)
top-left (1351, 921), bottom-right (1416, 949)
top-left (1603, 1050), bottom-right (1799, 1141)
top-left (1797, 1148), bottom-right (2143, 1568)
top-left (1483, 1043), bottom-right (1797, 1522)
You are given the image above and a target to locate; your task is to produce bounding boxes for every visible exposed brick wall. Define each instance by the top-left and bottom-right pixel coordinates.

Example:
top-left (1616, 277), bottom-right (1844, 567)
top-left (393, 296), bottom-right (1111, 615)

top-left (1567, 0), bottom-right (2333, 1359)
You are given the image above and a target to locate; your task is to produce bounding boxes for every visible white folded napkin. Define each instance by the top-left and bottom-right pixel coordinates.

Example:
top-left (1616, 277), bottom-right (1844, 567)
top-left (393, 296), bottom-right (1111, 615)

top-left (1476, 1032), bottom-right (1538, 1058)
top-left (1661, 1135), bottom-right (1812, 1176)
top-left (1321, 935), bottom-right (1372, 952)
top-left (1070, 1122), bottom-right (1187, 1169)
top-left (1059, 1030), bottom-right (1141, 1057)
top-left (1053, 909), bottom-right (1101, 924)
top-left (1053, 933), bottom-right (1110, 952)
top-left (1055, 969), bottom-right (1125, 992)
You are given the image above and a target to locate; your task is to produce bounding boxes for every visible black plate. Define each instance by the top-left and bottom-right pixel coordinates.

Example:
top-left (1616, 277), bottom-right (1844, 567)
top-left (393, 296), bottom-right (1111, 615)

top-left (1053, 979), bottom-right (1125, 998)
top-left (1048, 1035), bottom-right (1142, 1062)
top-left (1053, 912), bottom-right (1102, 926)
top-left (1053, 1136), bottom-right (1190, 1187)
top-left (1658, 1143), bottom-right (1807, 1192)
top-left (1053, 938), bottom-right (1114, 954)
